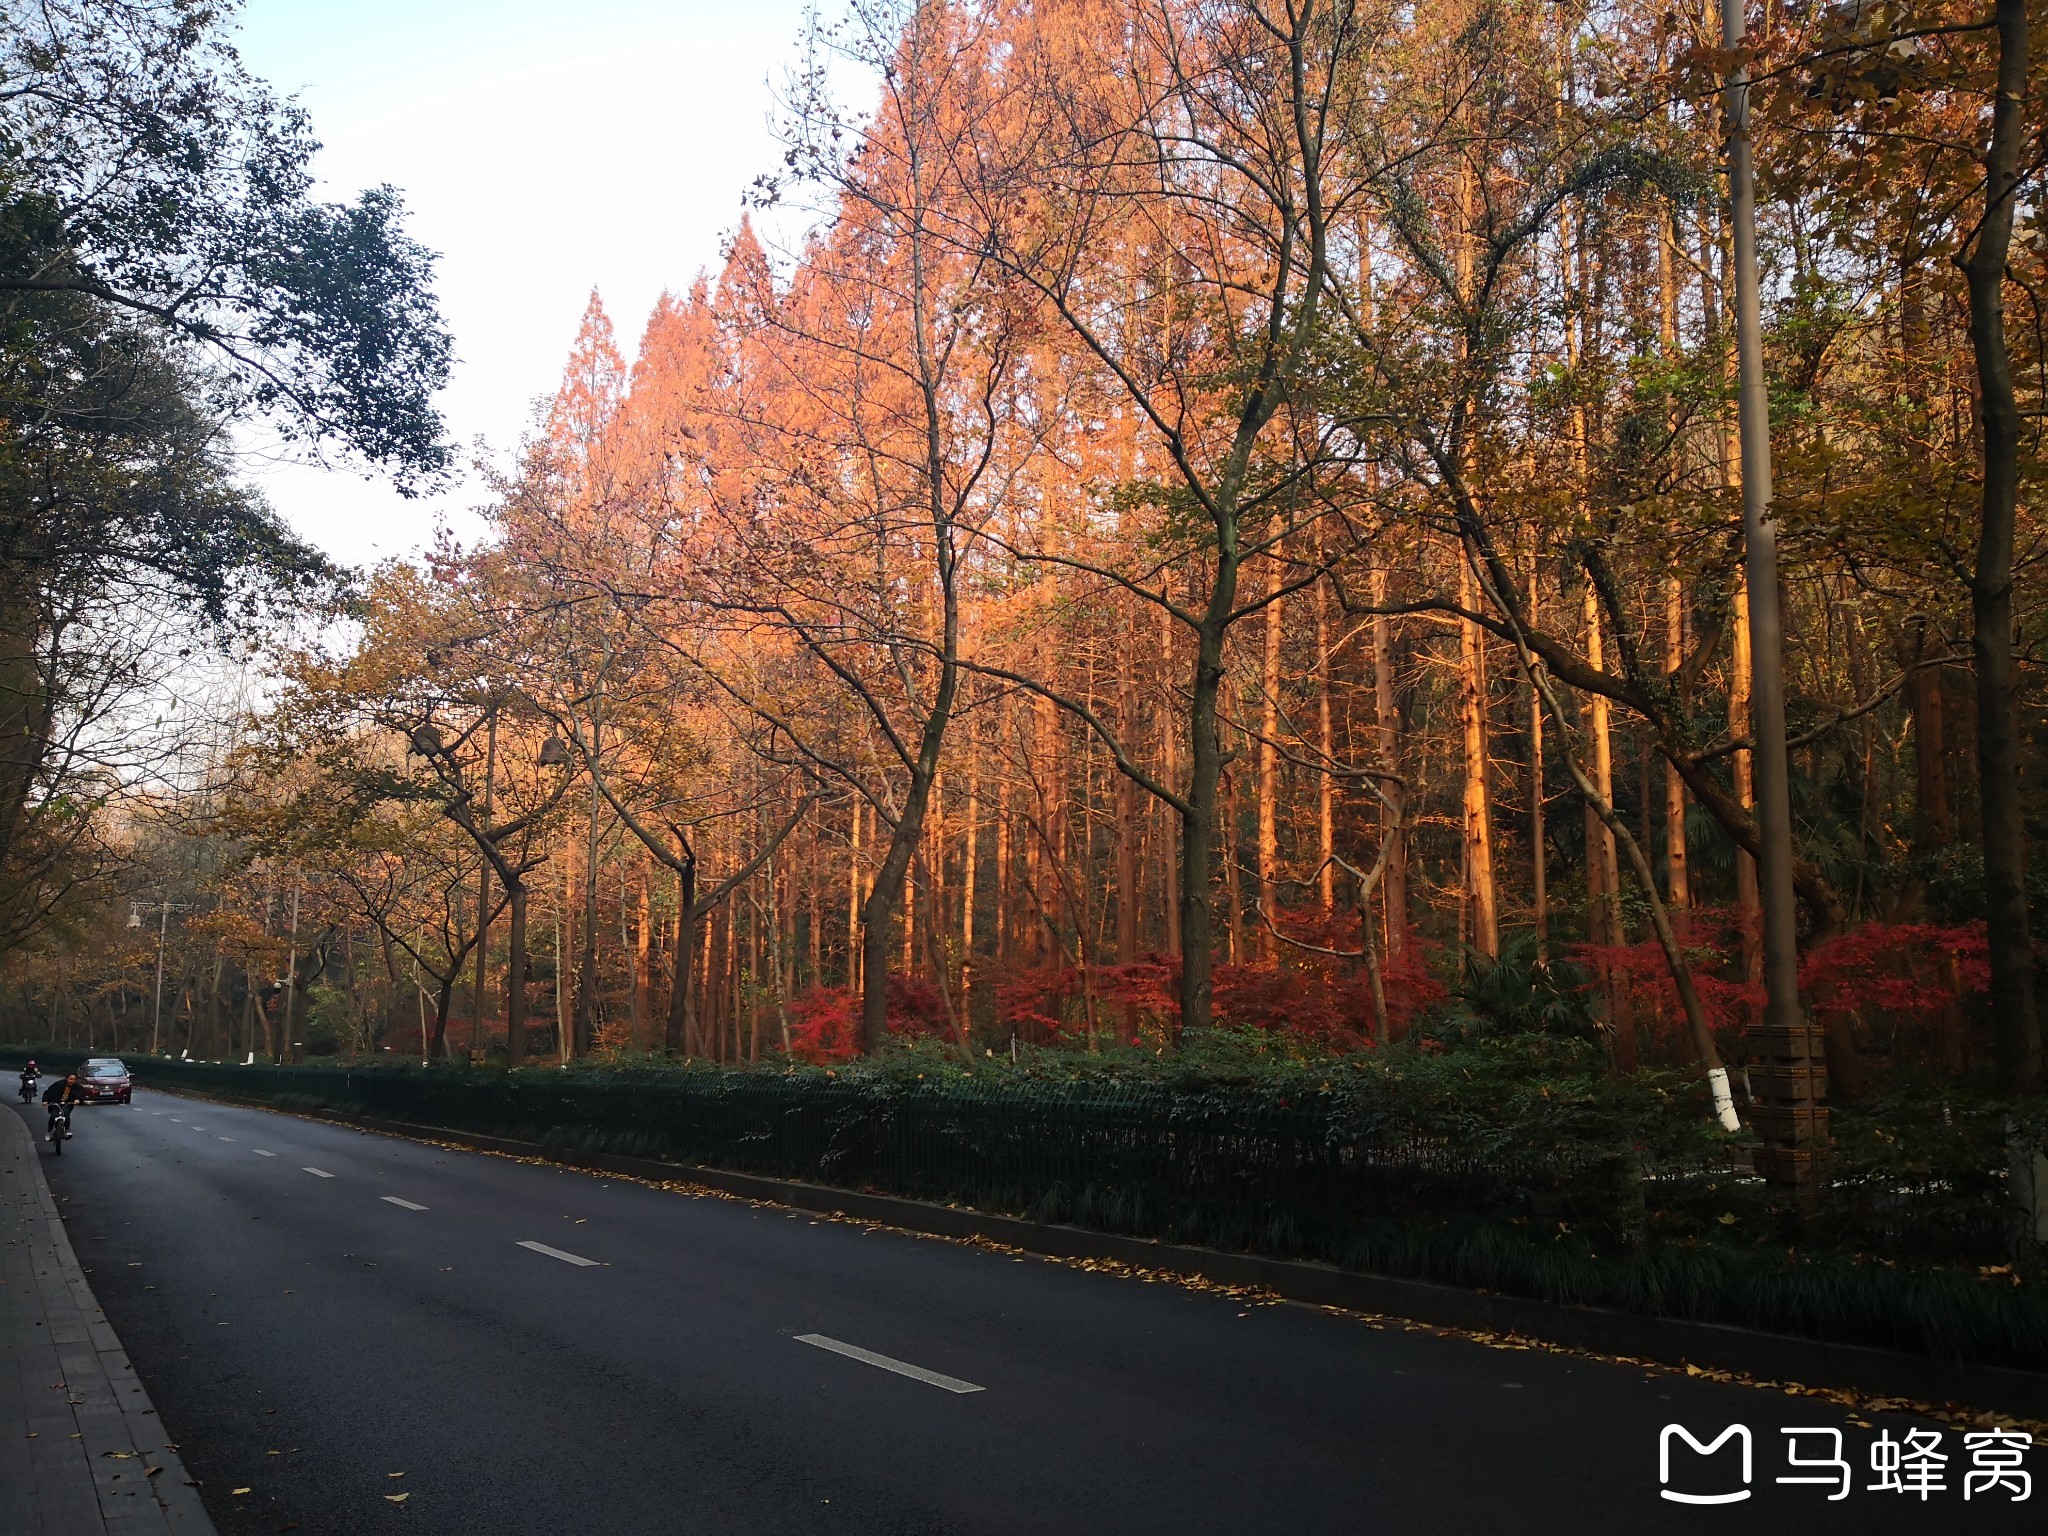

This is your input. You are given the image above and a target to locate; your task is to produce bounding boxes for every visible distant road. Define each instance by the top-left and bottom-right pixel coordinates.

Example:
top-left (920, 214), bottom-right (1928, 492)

top-left (11, 1093), bottom-right (2031, 1535)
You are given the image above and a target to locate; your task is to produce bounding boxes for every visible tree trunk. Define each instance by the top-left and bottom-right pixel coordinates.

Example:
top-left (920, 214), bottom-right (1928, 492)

top-left (1527, 551), bottom-right (1548, 954)
top-left (1459, 557), bottom-right (1498, 960)
top-left (1317, 575), bottom-right (1336, 916)
top-left (665, 861), bottom-right (696, 1056)
top-left (573, 768), bottom-right (602, 1057)
top-left (964, 739), bottom-right (981, 1020)
top-left (1178, 612), bottom-right (1231, 1034)
top-left (469, 710), bottom-right (497, 1061)
top-left (633, 860), bottom-right (651, 1052)
top-left (848, 800), bottom-right (864, 990)
top-left (1730, 576), bottom-right (1761, 980)
top-left (1371, 569), bottom-right (1406, 959)
top-left (858, 693), bottom-right (958, 1053)
top-left (1257, 588), bottom-right (1282, 961)
top-left (505, 881), bottom-right (531, 1069)
top-left (1116, 636), bottom-right (1140, 974)
top-left (1664, 576), bottom-right (1691, 938)
top-left (1584, 586), bottom-right (1633, 1070)
top-left (1961, 0), bottom-right (2042, 1094)
top-left (1907, 622), bottom-right (1953, 853)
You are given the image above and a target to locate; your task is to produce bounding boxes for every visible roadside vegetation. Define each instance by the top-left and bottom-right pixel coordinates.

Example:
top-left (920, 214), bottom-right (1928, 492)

top-left (1, 0), bottom-right (2044, 1363)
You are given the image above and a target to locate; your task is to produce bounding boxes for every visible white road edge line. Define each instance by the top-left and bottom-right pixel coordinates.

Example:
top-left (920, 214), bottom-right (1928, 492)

top-left (253, 1150), bottom-right (275, 1157)
top-left (382, 1196), bottom-right (428, 1211)
top-left (793, 1333), bottom-right (985, 1394)
top-left (516, 1239), bottom-right (598, 1267)
top-left (302, 1167), bottom-right (335, 1179)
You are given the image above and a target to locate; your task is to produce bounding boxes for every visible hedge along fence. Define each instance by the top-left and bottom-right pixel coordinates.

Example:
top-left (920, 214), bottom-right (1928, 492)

top-left (10, 1048), bottom-right (2045, 1372)
top-left (104, 1055), bottom-right (1639, 1243)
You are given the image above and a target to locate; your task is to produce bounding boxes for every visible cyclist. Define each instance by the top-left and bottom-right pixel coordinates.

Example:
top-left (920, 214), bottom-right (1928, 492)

top-left (41, 1071), bottom-right (83, 1141)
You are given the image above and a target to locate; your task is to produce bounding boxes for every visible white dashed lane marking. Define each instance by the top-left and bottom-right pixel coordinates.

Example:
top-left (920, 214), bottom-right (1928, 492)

top-left (218, 1136), bottom-right (234, 1142)
top-left (794, 1334), bottom-right (985, 1394)
top-left (382, 1196), bottom-right (427, 1211)
top-left (517, 1240), bottom-right (598, 1267)
top-left (253, 1150), bottom-right (276, 1158)
top-left (302, 1167), bottom-right (335, 1179)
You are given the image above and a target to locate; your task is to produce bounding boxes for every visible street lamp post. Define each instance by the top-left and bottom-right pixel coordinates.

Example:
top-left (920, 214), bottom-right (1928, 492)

top-left (1720, 0), bottom-right (1828, 1196)
top-left (129, 898), bottom-right (189, 1056)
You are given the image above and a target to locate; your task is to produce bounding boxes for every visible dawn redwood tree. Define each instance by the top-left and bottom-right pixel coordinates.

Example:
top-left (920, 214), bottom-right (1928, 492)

top-left (942, 0), bottom-right (1391, 1032)
top-left (704, 1), bottom-right (1034, 1053)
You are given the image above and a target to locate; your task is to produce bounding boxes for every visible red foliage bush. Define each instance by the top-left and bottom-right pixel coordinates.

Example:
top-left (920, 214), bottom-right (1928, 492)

top-left (1802, 922), bottom-right (1989, 1028)
top-left (989, 908), bottom-right (1446, 1049)
top-left (994, 964), bottom-right (1085, 1045)
top-left (787, 974), bottom-right (954, 1062)
top-left (1571, 913), bottom-right (1990, 1069)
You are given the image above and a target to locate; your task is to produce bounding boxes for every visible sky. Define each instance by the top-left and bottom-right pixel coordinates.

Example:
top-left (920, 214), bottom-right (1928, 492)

top-left (227, 0), bottom-right (822, 569)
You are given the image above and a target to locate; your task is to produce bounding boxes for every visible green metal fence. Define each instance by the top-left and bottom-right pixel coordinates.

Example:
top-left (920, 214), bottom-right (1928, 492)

top-left (10, 1052), bottom-right (1628, 1256)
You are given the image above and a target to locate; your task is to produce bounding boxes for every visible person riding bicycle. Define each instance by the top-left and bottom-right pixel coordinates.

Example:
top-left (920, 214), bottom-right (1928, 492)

top-left (41, 1071), bottom-right (82, 1139)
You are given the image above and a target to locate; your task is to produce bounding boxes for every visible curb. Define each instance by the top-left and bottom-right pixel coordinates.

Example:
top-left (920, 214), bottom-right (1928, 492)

top-left (147, 1082), bottom-right (2048, 1422)
top-left (3, 1104), bottom-right (217, 1533)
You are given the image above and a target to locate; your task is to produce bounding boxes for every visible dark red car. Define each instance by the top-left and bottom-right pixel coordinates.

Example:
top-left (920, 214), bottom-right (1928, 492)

top-left (74, 1057), bottom-right (131, 1104)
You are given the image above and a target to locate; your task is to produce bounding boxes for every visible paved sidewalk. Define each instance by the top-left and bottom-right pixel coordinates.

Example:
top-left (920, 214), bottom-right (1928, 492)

top-left (1, 1104), bottom-right (214, 1534)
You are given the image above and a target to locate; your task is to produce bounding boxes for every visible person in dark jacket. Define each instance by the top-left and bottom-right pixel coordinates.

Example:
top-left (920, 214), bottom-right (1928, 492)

top-left (42, 1071), bottom-right (81, 1140)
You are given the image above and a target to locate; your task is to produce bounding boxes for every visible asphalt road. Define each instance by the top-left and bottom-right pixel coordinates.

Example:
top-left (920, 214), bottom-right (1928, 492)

top-left (9, 1090), bottom-right (2037, 1535)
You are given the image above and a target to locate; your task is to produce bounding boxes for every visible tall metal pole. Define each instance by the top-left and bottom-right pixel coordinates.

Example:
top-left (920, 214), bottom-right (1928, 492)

top-left (280, 878), bottom-right (302, 1065)
top-left (1721, 0), bottom-right (1827, 1192)
top-left (150, 901), bottom-right (169, 1054)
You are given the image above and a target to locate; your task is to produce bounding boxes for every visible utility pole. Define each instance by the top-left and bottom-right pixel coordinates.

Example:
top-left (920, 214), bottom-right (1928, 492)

top-left (133, 898), bottom-right (188, 1055)
top-left (1721, 0), bottom-right (1828, 1195)
top-left (279, 876), bottom-right (302, 1065)
top-left (150, 901), bottom-right (170, 1054)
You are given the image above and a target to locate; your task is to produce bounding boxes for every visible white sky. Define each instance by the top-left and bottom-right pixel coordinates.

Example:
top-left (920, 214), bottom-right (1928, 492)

top-left (228, 0), bottom-right (820, 569)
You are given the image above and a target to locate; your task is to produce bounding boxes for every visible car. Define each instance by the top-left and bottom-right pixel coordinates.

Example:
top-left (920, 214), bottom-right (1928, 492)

top-left (73, 1057), bottom-right (131, 1104)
